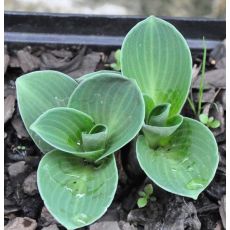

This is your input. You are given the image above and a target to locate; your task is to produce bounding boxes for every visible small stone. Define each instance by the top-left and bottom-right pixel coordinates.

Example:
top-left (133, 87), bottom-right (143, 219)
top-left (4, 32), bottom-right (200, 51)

top-left (8, 161), bottom-right (28, 177)
top-left (42, 224), bottom-right (59, 230)
top-left (23, 172), bottom-right (38, 196)
top-left (5, 217), bottom-right (37, 230)
top-left (90, 221), bottom-right (120, 230)
top-left (40, 206), bottom-right (58, 226)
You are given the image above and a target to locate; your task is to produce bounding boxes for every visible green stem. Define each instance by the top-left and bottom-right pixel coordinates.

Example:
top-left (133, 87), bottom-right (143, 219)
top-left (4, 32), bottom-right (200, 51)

top-left (198, 38), bottom-right (207, 116)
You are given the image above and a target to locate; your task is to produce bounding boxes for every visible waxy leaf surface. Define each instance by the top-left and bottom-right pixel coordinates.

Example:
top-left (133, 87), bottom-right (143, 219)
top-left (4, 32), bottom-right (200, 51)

top-left (121, 16), bottom-right (192, 116)
top-left (68, 72), bottom-right (145, 161)
top-left (38, 150), bottom-right (118, 230)
top-left (16, 70), bottom-right (78, 153)
top-left (136, 117), bottom-right (219, 199)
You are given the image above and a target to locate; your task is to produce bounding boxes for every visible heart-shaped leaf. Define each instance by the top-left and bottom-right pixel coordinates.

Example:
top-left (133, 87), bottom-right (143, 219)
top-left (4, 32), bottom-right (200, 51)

top-left (16, 70), bottom-right (78, 153)
top-left (136, 117), bottom-right (219, 199)
top-left (121, 16), bottom-right (192, 116)
top-left (68, 72), bottom-right (145, 161)
top-left (38, 150), bottom-right (118, 229)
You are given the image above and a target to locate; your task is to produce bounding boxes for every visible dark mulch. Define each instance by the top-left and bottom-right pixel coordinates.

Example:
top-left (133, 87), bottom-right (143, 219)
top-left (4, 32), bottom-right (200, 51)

top-left (4, 42), bottom-right (226, 230)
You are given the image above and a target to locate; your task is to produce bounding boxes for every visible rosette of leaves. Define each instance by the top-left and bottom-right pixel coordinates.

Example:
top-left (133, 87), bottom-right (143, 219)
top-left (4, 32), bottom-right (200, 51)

top-left (121, 16), bottom-right (219, 199)
top-left (16, 70), bottom-right (145, 229)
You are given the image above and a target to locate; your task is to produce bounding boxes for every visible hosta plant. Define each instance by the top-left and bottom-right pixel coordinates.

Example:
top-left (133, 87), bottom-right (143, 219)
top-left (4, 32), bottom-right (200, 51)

top-left (16, 15), bottom-right (219, 230)
top-left (16, 70), bottom-right (145, 229)
top-left (121, 16), bottom-right (219, 200)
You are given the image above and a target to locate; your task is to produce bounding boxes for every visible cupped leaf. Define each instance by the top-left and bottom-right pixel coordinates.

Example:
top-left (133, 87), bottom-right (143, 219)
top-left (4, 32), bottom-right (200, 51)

top-left (16, 70), bottom-right (78, 153)
top-left (38, 150), bottom-right (118, 229)
top-left (68, 72), bottom-right (145, 161)
top-left (148, 103), bottom-right (171, 126)
top-left (142, 115), bottom-right (183, 148)
top-left (82, 124), bottom-right (108, 152)
top-left (30, 107), bottom-right (107, 160)
top-left (137, 117), bottom-right (219, 199)
top-left (121, 16), bottom-right (192, 116)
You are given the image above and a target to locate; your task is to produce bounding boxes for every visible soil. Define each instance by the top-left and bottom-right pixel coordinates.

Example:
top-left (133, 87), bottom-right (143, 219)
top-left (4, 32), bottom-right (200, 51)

top-left (4, 42), bottom-right (226, 230)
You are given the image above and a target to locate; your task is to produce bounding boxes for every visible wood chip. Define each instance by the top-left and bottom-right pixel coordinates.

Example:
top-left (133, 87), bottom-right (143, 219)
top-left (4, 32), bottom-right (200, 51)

top-left (9, 56), bottom-right (20, 68)
top-left (216, 57), bottom-right (226, 69)
top-left (219, 195), bottom-right (226, 229)
top-left (11, 114), bottom-right (29, 139)
top-left (4, 45), bottom-right (10, 73)
top-left (192, 69), bottom-right (226, 89)
top-left (5, 53), bottom-right (10, 74)
top-left (4, 83), bottom-right (16, 98)
top-left (4, 95), bottom-right (16, 123)
top-left (192, 88), bottom-right (216, 103)
top-left (5, 217), bottom-right (37, 230)
top-left (68, 52), bottom-right (101, 78)
top-left (40, 46), bottom-right (85, 73)
top-left (209, 40), bottom-right (226, 65)
top-left (17, 50), bottom-right (41, 72)
top-left (51, 49), bottom-right (73, 59)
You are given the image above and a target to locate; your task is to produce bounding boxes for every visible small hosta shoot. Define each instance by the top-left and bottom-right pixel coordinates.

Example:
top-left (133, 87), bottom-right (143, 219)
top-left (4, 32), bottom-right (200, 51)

top-left (16, 70), bottom-right (145, 229)
top-left (121, 16), bottom-right (219, 200)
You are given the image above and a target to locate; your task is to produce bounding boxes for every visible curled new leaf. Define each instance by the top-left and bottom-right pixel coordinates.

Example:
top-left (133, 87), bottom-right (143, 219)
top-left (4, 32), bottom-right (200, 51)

top-left (142, 103), bottom-right (183, 148)
top-left (30, 107), bottom-right (106, 160)
top-left (68, 72), bottom-right (145, 161)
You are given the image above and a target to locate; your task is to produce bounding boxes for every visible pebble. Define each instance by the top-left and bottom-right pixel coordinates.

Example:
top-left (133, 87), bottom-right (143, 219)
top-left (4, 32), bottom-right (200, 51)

top-left (90, 221), bottom-right (120, 230)
top-left (8, 161), bottom-right (28, 177)
top-left (5, 217), bottom-right (37, 230)
top-left (23, 172), bottom-right (38, 196)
